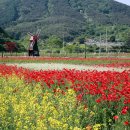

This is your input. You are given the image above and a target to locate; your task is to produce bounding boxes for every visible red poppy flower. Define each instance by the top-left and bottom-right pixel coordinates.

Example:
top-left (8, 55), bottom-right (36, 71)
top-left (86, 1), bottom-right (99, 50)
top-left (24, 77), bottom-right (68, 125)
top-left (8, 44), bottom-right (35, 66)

top-left (124, 121), bottom-right (129, 126)
top-left (121, 106), bottom-right (129, 115)
top-left (113, 115), bottom-right (119, 120)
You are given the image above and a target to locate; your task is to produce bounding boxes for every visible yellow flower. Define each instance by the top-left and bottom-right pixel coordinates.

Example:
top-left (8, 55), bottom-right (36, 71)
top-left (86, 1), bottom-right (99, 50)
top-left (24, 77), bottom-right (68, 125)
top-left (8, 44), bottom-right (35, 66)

top-left (0, 75), bottom-right (86, 130)
top-left (90, 111), bottom-right (95, 117)
top-left (93, 124), bottom-right (102, 130)
top-left (62, 124), bottom-right (68, 129)
top-left (74, 127), bottom-right (82, 130)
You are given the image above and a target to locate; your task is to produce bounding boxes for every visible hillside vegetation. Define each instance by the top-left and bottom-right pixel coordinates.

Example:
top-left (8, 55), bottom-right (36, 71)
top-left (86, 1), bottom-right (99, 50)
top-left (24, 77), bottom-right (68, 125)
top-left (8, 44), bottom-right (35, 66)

top-left (0, 27), bottom-right (11, 42)
top-left (0, 0), bottom-right (130, 41)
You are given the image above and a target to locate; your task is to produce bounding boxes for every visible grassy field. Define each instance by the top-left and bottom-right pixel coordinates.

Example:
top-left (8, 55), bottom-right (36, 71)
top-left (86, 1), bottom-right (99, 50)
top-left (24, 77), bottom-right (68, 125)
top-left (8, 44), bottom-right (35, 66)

top-left (1, 51), bottom-right (130, 58)
top-left (1, 56), bottom-right (130, 69)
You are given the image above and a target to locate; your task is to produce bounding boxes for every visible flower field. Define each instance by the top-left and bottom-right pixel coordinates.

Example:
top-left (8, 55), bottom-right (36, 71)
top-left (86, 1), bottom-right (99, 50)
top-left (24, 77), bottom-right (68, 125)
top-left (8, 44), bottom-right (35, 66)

top-left (7, 63), bottom-right (130, 72)
top-left (0, 64), bottom-right (130, 130)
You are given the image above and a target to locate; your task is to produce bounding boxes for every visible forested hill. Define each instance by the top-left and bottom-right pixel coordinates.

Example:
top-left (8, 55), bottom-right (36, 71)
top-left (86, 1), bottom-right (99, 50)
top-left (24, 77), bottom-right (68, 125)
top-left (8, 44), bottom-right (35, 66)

top-left (0, 27), bottom-right (11, 42)
top-left (1, 0), bottom-right (130, 40)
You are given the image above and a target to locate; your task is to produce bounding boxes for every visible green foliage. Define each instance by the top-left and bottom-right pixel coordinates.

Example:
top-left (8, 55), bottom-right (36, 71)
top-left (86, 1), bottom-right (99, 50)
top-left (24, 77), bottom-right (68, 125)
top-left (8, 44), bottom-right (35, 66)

top-left (86, 24), bottom-right (130, 42)
top-left (0, 44), bottom-right (5, 52)
top-left (69, 0), bottom-right (130, 24)
top-left (19, 35), bottom-right (30, 50)
top-left (0, 0), bottom-right (18, 25)
top-left (46, 36), bottom-right (62, 49)
top-left (74, 35), bottom-right (86, 44)
top-left (65, 43), bottom-right (99, 53)
top-left (0, 27), bottom-right (11, 43)
top-left (0, 27), bottom-right (25, 52)
top-left (123, 32), bottom-right (130, 49)
top-left (109, 36), bottom-right (116, 42)
top-left (1, 0), bottom-right (130, 42)
top-left (126, 36), bottom-right (130, 46)
top-left (65, 44), bottom-right (75, 53)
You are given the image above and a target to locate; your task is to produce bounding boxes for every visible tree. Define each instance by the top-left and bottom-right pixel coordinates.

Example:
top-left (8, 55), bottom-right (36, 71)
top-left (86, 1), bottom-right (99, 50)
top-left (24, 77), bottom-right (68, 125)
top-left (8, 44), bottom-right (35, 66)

top-left (75, 35), bottom-right (85, 44)
top-left (4, 42), bottom-right (17, 52)
top-left (121, 32), bottom-right (130, 52)
top-left (125, 35), bottom-right (130, 47)
top-left (47, 36), bottom-right (62, 49)
top-left (0, 44), bottom-right (5, 57)
top-left (65, 44), bottom-right (74, 53)
top-left (0, 44), bottom-right (5, 52)
top-left (109, 36), bottom-right (116, 42)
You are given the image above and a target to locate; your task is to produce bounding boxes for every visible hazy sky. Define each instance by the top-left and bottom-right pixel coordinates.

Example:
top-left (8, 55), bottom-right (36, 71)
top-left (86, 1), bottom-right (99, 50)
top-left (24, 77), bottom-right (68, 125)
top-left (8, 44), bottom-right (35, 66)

top-left (115, 0), bottom-right (130, 5)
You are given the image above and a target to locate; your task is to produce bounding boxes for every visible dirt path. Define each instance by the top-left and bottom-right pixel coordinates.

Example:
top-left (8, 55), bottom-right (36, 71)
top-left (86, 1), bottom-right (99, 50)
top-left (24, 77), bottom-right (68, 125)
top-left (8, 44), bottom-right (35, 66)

top-left (7, 63), bottom-right (130, 72)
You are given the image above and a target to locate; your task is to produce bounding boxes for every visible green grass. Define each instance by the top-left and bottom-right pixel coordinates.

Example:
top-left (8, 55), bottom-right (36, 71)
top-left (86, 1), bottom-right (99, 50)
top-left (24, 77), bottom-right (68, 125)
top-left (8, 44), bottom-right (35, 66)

top-left (1, 52), bottom-right (130, 66)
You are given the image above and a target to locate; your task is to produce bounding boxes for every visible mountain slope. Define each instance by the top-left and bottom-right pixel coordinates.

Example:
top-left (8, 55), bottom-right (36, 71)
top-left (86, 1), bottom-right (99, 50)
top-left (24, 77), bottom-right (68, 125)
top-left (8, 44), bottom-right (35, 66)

top-left (1, 0), bottom-right (130, 40)
top-left (69, 0), bottom-right (130, 24)
top-left (0, 27), bottom-right (11, 42)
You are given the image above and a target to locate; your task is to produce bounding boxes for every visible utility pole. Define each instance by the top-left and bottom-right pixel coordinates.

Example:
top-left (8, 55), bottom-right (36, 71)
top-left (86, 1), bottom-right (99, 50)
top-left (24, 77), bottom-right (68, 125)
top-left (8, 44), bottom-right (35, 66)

top-left (62, 11), bottom-right (65, 55)
top-left (105, 28), bottom-right (108, 53)
top-left (85, 42), bottom-right (87, 58)
top-left (99, 33), bottom-right (101, 56)
top-left (1, 51), bottom-right (4, 58)
top-left (85, 38), bottom-right (88, 58)
top-left (63, 33), bottom-right (65, 53)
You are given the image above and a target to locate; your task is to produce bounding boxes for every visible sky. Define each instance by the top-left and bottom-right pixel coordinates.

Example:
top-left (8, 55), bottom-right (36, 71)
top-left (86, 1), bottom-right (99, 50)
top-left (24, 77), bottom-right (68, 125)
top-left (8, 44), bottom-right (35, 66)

top-left (115, 0), bottom-right (130, 6)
